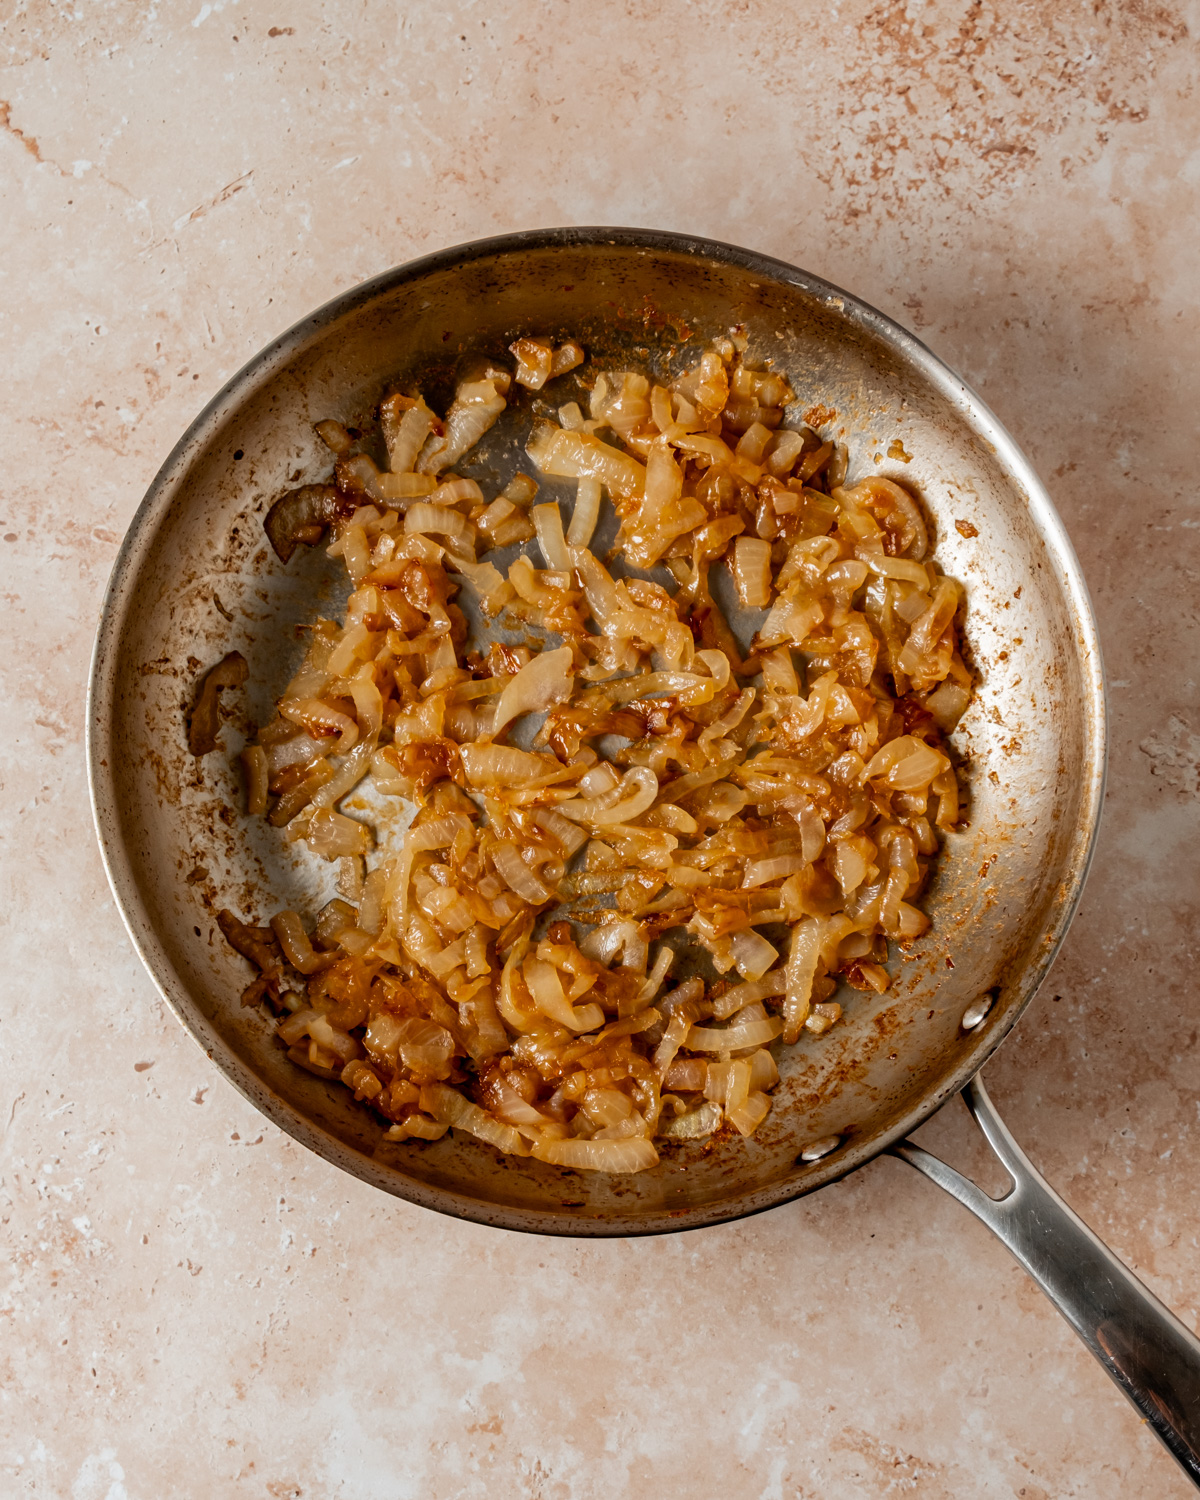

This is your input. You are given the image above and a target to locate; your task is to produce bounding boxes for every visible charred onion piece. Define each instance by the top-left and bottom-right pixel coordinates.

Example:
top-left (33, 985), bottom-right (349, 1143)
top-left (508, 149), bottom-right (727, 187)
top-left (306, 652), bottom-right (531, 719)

top-left (264, 483), bottom-right (344, 563)
top-left (217, 908), bottom-right (280, 973)
top-left (187, 650), bottom-right (248, 756)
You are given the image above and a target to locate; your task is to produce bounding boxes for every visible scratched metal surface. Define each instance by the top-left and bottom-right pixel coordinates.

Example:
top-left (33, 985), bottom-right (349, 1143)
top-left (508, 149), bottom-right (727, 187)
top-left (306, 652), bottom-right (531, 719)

top-left (87, 229), bottom-right (1105, 1234)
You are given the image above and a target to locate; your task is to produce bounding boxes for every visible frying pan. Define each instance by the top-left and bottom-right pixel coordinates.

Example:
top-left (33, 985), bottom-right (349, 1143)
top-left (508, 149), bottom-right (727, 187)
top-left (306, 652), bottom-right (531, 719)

top-left (86, 228), bottom-right (1200, 1483)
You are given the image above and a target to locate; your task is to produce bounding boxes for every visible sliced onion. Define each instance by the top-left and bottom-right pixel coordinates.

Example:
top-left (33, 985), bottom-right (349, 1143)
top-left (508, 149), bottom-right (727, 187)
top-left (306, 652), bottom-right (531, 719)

top-left (742, 854), bottom-right (807, 889)
top-left (533, 807), bottom-right (588, 856)
top-left (307, 1015), bottom-right (361, 1064)
top-left (279, 696), bottom-right (358, 753)
top-left (407, 815), bottom-right (472, 852)
top-left (726, 1090), bottom-right (771, 1137)
top-left (568, 475), bottom-right (602, 547)
top-left (529, 1136), bottom-right (658, 1172)
top-left (783, 917), bottom-right (822, 1044)
top-left (310, 735), bottom-right (378, 811)
top-left (492, 1080), bottom-right (566, 1136)
top-left (863, 735), bottom-right (950, 791)
top-left (925, 679), bottom-right (971, 732)
top-left (429, 477), bottom-right (484, 507)
top-left (303, 809), bottom-right (371, 860)
top-left (492, 646), bottom-right (574, 737)
top-left (380, 392), bottom-right (437, 474)
top-left (658, 1100), bottom-right (722, 1139)
top-left (405, 503), bottom-right (469, 540)
top-left (461, 743), bottom-right (563, 787)
top-left (339, 453), bottom-right (439, 504)
top-left (710, 971), bottom-right (787, 1020)
top-left (687, 1016), bottom-right (783, 1052)
top-left (419, 1082), bottom-right (530, 1155)
top-left (269, 911), bottom-right (320, 974)
top-left (394, 1018), bottom-right (455, 1079)
top-left (532, 502), bottom-right (571, 569)
top-left (730, 929), bottom-right (779, 981)
top-left (638, 944), bottom-right (674, 1002)
top-left (527, 421), bottom-right (646, 500)
top-left (417, 378), bottom-right (508, 475)
top-left (858, 548), bottom-right (930, 586)
top-left (732, 536), bottom-right (773, 609)
top-left (559, 765), bottom-right (658, 825)
top-left (494, 842), bottom-right (553, 903)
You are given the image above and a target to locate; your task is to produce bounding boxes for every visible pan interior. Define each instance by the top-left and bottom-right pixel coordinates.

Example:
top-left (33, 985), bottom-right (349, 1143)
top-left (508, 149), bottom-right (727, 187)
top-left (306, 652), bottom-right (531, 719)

top-left (90, 232), bottom-right (1104, 1234)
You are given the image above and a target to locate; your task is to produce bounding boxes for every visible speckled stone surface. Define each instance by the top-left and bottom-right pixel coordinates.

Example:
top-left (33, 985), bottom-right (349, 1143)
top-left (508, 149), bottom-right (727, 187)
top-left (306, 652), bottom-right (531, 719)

top-left (2, 3), bottom-right (1198, 1496)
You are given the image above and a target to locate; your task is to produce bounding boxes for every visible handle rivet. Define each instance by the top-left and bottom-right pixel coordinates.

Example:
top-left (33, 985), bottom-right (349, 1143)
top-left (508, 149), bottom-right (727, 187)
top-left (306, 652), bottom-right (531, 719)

top-left (962, 995), bottom-right (994, 1030)
top-left (800, 1134), bottom-right (841, 1163)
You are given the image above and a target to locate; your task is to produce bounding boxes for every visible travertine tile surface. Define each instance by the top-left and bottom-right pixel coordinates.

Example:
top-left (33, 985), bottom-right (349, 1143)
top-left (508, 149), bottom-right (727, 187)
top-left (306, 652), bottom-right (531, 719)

top-left (2, 2), bottom-right (1198, 1495)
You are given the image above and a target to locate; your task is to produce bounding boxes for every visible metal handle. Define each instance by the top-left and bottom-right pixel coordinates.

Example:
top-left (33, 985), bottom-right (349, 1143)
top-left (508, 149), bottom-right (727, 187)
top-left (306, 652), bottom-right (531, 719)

top-left (891, 1074), bottom-right (1200, 1487)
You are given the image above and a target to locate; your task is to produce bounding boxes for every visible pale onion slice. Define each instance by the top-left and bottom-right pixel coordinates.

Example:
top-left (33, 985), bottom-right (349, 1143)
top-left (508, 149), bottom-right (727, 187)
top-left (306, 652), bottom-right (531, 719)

top-left (550, 340), bottom-right (585, 379)
top-left (269, 911), bottom-right (321, 974)
top-left (338, 452), bottom-right (439, 504)
top-left (653, 1008), bottom-right (694, 1079)
top-left (494, 842), bottom-right (553, 904)
top-left (783, 917), bottom-right (823, 1044)
top-left (491, 646), bottom-right (574, 737)
top-left (899, 576), bottom-right (959, 669)
top-left (405, 503), bottom-right (471, 541)
top-left (406, 815), bottom-right (472, 852)
top-left (748, 1048), bottom-right (779, 1091)
top-left (570, 547), bottom-right (627, 631)
top-left (567, 476), bottom-right (602, 547)
top-left (857, 548), bottom-right (931, 586)
top-left (395, 1018), bottom-right (455, 1079)
top-left (730, 929), bottom-right (779, 981)
top-left (280, 696), bottom-right (358, 753)
top-left (863, 735), bottom-right (950, 791)
top-left (419, 1082), bottom-right (530, 1155)
top-left (304, 809), bottom-right (371, 860)
top-left (559, 765), bottom-right (658, 826)
top-left (531, 502), bottom-right (571, 569)
top-left (658, 1100), bottom-right (722, 1140)
top-left (726, 1090), bottom-right (771, 1137)
top-left (925, 679), bottom-right (971, 732)
top-left (700, 687), bottom-right (757, 751)
top-left (527, 422), bottom-right (646, 500)
top-left (741, 854), bottom-right (807, 889)
top-left (492, 1080), bottom-right (568, 1138)
top-left (529, 1136), bottom-right (658, 1172)
top-left (580, 917), bottom-right (647, 973)
top-left (277, 1007), bottom-right (318, 1046)
top-left (385, 1115), bottom-right (449, 1142)
top-left (532, 807), bottom-right (588, 857)
top-left (732, 536), bottom-right (773, 609)
top-left (380, 393), bottom-right (437, 474)
top-left (460, 743), bottom-right (563, 788)
top-left (417, 378), bottom-right (508, 474)
top-left (686, 1017), bottom-right (783, 1052)
top-left (710, 971), bottom-right (788, 1020)
top-left (523, 957), bottom-right (604, 1032)
top-left (445, 555), bottom-right (513, 616)
top-left (510, 337), bottom-right (554, 389)
top-left (309, 735), bottom-right (378, 811)
top-left (637, 944), bottom-right (674, 1003)
top-left (307, 1015), bottom-right (360, 1063)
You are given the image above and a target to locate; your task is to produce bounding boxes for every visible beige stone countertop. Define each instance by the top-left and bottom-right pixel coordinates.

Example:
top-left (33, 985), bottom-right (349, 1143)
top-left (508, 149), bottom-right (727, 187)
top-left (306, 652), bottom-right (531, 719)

top-left (2, 2), bottom-right (1198, 1496)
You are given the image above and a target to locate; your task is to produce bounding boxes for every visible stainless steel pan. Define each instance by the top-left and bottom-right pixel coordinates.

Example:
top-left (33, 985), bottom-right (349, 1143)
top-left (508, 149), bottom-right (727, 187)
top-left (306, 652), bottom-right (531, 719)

top-left (86, 229), bottom-right (1200, 1483)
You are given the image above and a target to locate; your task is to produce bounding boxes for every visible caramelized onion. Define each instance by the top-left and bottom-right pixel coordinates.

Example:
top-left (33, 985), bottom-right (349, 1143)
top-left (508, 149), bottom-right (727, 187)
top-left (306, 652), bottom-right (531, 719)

top-left (232, 331), bottom-right (973, 1177)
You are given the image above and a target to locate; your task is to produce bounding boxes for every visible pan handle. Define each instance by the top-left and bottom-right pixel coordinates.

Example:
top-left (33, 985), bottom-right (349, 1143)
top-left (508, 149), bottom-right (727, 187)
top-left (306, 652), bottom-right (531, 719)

top-left (890, 1074), bottom-right (1200, 1488)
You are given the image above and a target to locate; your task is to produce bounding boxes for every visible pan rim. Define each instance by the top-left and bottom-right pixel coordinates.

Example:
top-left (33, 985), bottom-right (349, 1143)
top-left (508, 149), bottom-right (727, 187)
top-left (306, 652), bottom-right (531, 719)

top-left (87, 225), bottom-right (1108, 1237)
